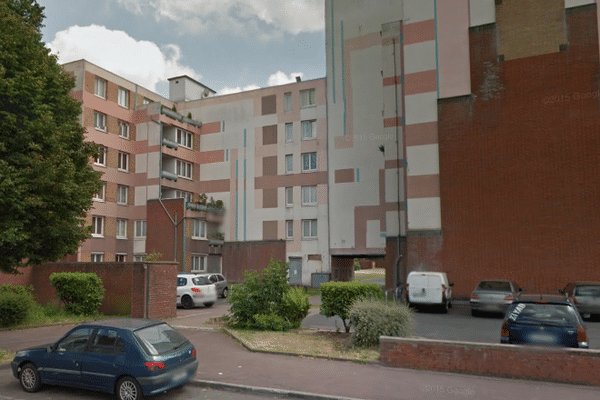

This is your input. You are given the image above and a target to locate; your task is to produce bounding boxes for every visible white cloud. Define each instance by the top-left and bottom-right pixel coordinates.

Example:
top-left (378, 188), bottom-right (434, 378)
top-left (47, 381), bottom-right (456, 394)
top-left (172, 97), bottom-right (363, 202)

top-left (218, 70), bottom-right (303, 95)
top-left (267, 71), bottom-right (303, 86)
top-left (47, 25), bottom-right (200, 94)
top-left (114, 0), bottom-right (324, 38)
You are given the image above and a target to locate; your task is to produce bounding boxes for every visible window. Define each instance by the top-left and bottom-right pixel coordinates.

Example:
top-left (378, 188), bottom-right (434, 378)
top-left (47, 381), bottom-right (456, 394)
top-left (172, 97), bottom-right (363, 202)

top-left (90, 329), bottom-right (125, 354)
top-left (92, 216), bottom-right (104, 237)
top-left (95, 146), bottom-right (106, 166)
top-left (174, 190), bottom-right (193, 202)
top-left (177, 160), bottom-right (192, 179)
top-left (285, 187), bottom-right (293, 207)
top-left (118, 121), bottom-right (129, 139)
top-left (143, 97), bottom-right (152, 105)
top-left (192, 220), bottom-right (206, 239)
top-left (117, 185), bottom-right (128, 205)
top-left (91, 253), bottom-right (104, 262)
top-left (94, 112), bottom-right (106, 131)
top-left (301, 120), bottom-right (316, 140)
top-left (302, 152), bottom-right (317, 172)
top-left (94, 77), bottom-right (106, 98)
top-left (116, 254), bottom-right (126, 262)
top-left (57, 327), bottom-right (94, 353)
top-left (300, 88), bottom-right (316, 108)
top-left (118, 152), bottom-right (129, 172)
top-left (302, 219), bottom-right (317, 239)
top-left (191, 255), bottom-right (206, 272)
top-left (134, 255), bottom-right (146, 262)
top-left (284, 92), bottom-right (292, 111)
top-left (118, 87), bottom-right (129, 108)
top-left (176, 128), bottom-right (193, 149)
top-left (302, 186), bottom-right (317, 205)
top-left (117, 219), bottom-right (127, 239)
top-left (93, 182), bottom-right (105, 202)
top-left (285, 154), bottom-right (293, 174)
top-left (285, 123), bottom-right (293, 143)
top-left (135, 220), bottom-right (147, 238)
top-left (286, 220), bottom-right (293, 239)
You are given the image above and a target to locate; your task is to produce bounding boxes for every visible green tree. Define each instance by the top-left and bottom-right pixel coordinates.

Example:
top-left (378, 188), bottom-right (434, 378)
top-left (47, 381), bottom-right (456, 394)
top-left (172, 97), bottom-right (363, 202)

top-left (0, 0), bottom-right (102, 274)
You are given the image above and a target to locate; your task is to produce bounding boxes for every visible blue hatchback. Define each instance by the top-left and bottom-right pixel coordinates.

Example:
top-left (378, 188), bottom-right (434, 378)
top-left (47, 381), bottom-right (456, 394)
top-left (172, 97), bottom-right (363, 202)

top-left (11, 318), bottom-right (198, 400)
top-left (500, 294), bottom-right (589, 348)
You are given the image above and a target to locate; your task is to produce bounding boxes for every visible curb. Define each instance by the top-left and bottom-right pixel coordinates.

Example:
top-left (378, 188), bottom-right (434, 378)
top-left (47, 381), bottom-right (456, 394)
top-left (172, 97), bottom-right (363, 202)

top-left (191, 379), bottom-right (366, 400)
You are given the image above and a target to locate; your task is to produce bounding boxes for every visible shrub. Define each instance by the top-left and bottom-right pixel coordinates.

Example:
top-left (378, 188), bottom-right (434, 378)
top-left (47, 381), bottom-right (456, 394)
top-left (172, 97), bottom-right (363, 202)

top-left (320, 281), bottom-right (382, 332)
top-left (281, 287), bottom-right (310, 329)
top-left (227, 259), bottom-right (307, 331)
top-left (49, 272), bottom-right (105, 316)
top-left (0, 285), bottom-right (35, 327)
top-left (349, 298), bottom-right (414, 347)
top-left (251, 313), bottom-right (292, 331)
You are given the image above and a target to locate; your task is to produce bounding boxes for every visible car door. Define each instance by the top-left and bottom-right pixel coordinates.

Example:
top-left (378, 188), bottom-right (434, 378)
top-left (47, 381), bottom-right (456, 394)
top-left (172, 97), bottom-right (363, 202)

top-left (209, 274), bottom-right (223, 293)
top-left (80, 328), bottom-right (127, 391)
top-left (43, 327), bottom-right (93, 385)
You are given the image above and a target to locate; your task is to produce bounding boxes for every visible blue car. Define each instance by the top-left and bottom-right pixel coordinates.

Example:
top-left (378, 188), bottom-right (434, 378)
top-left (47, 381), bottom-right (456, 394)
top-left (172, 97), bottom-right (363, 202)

top-left (500, 294), bottom-right (589, 348)
top-left (11, 318), bottom-right (198, 400)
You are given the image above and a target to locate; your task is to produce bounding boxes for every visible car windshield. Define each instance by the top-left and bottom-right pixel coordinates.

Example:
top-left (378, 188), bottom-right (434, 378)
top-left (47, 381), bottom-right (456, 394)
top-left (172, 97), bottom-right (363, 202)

top-left (507, 303), bottom-right (580, 327)
top-left (134, 323), bottom-right (189, 355)
top-left (192, 276), bottom-right (210, 285)
top-left (574, 285), bottom-right (600, 297)
top-left (477, 281), bottom-right (511, 291)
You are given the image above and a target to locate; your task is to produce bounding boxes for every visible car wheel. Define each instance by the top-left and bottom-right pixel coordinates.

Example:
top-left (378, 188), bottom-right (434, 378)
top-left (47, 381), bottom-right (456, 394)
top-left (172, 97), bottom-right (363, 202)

top-left (117, 376), bottom-right (143, 400)
top-left (221, 287), bottom-right (228, 298)
top-left (19, 363), bottom-right (41, 393)
top-left (204, 302), bottom-right (214, 307)
top-left (181, 295), bottom-right (194, 309)
top-left (441, 299), bottom-right (449, 313)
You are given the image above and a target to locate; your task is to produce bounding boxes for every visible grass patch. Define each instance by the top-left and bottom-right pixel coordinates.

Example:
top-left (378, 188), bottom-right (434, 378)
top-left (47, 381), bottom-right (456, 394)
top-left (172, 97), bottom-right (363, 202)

top-left (0, 349), bottom-right (15, 364)
top-left (353, 268), bottom-right (385, 282)
top-left (226, 328), bottom-right (379, 362)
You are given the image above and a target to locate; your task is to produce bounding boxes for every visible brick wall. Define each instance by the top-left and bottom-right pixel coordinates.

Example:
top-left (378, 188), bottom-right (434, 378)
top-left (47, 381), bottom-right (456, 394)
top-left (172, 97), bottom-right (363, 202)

top-left (380, 337), bottom-right (600, 386)
top-left (222, 241), bottom-right (286, 283)
top-left (0, 268), bottom-right (33, 287)
top-left (438, 5), bottom-right (600, 298)
top-left (2, 262), bottom-right (177, 319)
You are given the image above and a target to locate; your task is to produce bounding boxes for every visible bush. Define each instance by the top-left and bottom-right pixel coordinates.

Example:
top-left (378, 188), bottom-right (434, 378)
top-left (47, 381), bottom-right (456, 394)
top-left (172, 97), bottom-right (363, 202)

top-left (349, 298), bottom-right (413, 347)
top-left (227, 259), bottom-right (309, 331)
top-left (0, 284), bottom-right (35, 327)
top-left (281, 287), bottom-right (310, 329)
top-left (320, 281), bottom-right (382, 332)
top-left (251, 313), bottom-right (292, 331)
top-left (49, 272), bottom-right (105, 315)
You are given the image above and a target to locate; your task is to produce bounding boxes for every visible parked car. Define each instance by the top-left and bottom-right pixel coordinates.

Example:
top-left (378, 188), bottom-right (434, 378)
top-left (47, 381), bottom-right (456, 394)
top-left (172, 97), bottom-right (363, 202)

top-left (177, 273), bottom-right (217, 309)
top-left (11, 318), bottom-right (198, 400)
top-left (196, 273), bottom-right (228, 298)
top-left (500, 294), bottom-right (588, 348)
top-left (470, 279), bottom-right (523, 317)
top-left (405, 271), bottom-right (453, 312)
top-left (560, 282), bottom-right (600, 320)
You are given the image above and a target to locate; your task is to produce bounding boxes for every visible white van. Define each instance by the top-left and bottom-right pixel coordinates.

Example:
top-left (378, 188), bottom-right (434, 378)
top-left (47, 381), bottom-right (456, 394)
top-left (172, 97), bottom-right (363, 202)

top-left (406, 271), bottom-right (453, 312)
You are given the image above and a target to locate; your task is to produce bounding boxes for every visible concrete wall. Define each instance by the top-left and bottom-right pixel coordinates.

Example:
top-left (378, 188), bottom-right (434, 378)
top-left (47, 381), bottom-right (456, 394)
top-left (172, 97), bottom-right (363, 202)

top-left (380, 336), bottom-right (600, 386)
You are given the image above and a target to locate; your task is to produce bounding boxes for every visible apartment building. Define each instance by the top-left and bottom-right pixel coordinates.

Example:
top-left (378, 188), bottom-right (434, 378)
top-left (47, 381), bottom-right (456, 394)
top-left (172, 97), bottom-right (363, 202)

top-left (57, 0), bottom-right (600, 296)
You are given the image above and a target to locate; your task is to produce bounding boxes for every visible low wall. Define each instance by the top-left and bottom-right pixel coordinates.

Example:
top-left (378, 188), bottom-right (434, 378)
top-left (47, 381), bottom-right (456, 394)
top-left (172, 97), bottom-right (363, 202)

top-left (1, 262), bottom-right (177, 319)
top-left (380, 337), bottom-right (600, 386)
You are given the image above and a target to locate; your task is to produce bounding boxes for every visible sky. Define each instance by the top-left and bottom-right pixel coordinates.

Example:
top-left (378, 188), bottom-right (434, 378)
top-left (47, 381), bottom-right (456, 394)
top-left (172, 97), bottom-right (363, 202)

top-left (37, 0), bottom-right (326, 98)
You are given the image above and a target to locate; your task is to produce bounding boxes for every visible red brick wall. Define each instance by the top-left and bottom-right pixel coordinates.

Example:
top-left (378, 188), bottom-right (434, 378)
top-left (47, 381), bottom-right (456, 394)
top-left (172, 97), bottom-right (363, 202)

top-left (3, 262), bottom-right (177, 319)
top-left (146, 198), bottom-right (184, 269)
top-left (380, 337), bottom-right (600, 386)
top-left (222, 241), bottom-right (286, 283)
top-left (0, 267), bottom-right (33, 287)
top-left (438, 5), bottom-right (600, 298)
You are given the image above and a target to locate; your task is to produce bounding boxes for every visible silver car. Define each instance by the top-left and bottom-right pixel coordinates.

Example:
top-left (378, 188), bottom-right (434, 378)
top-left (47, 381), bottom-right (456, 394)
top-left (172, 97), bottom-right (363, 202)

top-left (470, 280), bottom-right (522, 317)
top-left (561, 282), bottom-right (600, 320)
top-left (176, 274), bottom-right (217, 309)
top-left (196, 273), bottom-right (228, 298)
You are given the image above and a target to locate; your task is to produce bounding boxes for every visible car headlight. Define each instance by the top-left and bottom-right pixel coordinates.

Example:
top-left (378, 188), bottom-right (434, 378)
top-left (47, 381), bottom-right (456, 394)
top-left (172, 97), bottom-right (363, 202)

top-left (15, 351), bottom-right (27, 358)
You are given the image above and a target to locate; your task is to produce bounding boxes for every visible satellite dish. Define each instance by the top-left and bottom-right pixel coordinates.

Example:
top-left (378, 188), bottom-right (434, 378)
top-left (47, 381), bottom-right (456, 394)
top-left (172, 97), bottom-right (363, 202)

top-left (203, 88), bottom-right (210, 98)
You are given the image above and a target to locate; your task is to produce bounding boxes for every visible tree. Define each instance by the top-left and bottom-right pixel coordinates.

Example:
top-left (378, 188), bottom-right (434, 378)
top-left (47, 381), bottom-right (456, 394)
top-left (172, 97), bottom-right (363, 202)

top-left (0, 0), bottom-right (102, 274)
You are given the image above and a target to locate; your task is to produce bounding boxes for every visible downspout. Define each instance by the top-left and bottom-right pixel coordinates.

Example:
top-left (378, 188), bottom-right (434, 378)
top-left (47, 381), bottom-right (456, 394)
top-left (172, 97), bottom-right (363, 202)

top-left (182, 200), bottom-right (187, 272)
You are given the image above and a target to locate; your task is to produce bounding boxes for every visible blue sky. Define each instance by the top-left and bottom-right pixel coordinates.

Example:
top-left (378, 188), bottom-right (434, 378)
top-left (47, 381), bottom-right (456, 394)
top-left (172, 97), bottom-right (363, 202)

top-left (38, 0), bottom-right (326, 98)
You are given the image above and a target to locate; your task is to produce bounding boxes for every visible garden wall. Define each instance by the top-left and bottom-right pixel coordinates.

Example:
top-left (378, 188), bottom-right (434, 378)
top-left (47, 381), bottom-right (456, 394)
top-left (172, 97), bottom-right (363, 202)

top-left (380, 337), bottom-right (600, 386)
top-left (0, 262), bottom-right (177, 319)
